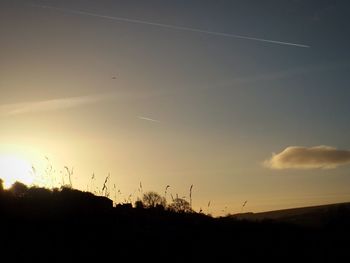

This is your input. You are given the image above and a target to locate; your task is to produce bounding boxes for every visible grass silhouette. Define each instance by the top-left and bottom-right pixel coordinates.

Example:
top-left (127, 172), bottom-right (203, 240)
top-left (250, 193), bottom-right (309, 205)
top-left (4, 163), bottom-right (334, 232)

top-left (0, 178), bottom-right (349, 262)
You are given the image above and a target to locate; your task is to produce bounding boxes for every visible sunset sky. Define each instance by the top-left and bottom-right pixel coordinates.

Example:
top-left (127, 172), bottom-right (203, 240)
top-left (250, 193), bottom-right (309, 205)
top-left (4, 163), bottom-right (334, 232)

top-left (1, 0), bottom-right (350, 215)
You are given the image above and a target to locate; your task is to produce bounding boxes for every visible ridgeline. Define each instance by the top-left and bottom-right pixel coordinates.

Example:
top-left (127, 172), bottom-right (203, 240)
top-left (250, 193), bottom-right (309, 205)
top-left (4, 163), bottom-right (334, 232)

top-left (1, 181), bottom-right (349, 262)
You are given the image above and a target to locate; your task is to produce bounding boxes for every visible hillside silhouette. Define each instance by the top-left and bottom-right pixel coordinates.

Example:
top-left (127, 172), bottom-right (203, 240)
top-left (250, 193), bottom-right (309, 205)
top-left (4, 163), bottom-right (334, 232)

top-left (0, 180), bottom-right (349, 262)
top-left (231, 202), bottom-right (350, 227)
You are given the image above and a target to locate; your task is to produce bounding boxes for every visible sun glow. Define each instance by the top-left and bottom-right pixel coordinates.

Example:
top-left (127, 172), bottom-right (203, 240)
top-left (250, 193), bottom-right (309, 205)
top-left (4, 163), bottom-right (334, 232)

top-left (0, 154), bottom-right (35, 188)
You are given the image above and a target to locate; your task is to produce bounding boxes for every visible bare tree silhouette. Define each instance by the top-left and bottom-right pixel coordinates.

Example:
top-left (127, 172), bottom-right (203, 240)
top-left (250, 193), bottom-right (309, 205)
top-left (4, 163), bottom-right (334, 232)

top-left (142, 191), bottom-right (166, 209)
top-left (168, 197), bottom-right (192, 213)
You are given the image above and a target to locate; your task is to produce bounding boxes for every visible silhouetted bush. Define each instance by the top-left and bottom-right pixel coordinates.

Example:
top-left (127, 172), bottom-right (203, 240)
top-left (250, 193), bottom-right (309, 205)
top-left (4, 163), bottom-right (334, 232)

top-left (134, 199), bottom-right (144, 209)
top-left (0, 179), bottom-right (3, 193)
top-left (168, 198), bottom-right (193, 213)
top-left (27, 186), bottom-right (52, 199)
top-left (142, 191), bottom-right (166, 209)
top-left (116, 203), bottom-right (133, 210)
top-left (9, 181), bottom-right (28, 197)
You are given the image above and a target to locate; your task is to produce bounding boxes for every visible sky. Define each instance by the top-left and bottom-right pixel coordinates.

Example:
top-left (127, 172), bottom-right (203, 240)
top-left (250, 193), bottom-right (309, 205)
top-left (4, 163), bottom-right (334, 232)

top-left (1, 0), bottom-right (350, 215)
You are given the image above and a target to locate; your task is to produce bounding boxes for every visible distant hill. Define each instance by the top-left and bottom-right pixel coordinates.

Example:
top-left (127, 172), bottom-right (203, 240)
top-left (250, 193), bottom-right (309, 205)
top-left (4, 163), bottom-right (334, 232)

top-left (230, 202), bottom-right (350, 227)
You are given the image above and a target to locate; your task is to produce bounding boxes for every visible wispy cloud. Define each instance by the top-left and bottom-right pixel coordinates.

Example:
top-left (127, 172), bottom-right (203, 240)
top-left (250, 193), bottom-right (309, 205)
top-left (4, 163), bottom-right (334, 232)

top-left (228, 61), bottom-right (348, 84)
top-left (264, 146), bottom-right (350, 170)
top-left (138, 116), bottom-right (160, 123)
top-left (0, 93), bottom-right (110, 116)
top-left (31, 4), bottom-right (309, 48)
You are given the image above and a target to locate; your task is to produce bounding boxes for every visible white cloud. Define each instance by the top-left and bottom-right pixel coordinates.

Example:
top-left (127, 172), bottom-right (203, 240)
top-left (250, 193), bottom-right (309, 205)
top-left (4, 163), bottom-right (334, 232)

top-left (264, 146), bottom-right (350, 169)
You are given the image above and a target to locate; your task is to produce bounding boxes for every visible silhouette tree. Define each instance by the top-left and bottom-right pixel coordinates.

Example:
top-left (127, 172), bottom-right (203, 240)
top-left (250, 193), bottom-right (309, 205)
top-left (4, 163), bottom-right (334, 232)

top-left (10, 181), bottom-right (28, 197)
top-left (142, 191), bottom-right (166, 209)
top-left (0, 178), bottom-right (3, 193)
top-left (134, 199), bottom-right (144, 209)
top-left (168, 197), bottom-right (192, 213)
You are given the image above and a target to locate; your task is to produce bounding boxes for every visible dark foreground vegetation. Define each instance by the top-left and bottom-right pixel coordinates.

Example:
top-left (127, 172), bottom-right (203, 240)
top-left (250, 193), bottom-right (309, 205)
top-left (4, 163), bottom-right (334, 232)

top-left (0, 181), bottom-right (349, 262)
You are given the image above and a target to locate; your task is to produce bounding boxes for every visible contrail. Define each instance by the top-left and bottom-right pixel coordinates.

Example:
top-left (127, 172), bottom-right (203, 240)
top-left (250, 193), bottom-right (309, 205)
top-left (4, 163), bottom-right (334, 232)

top-left (31, 4), bottom-right (310, 48)
top-left (0, 93), bottom-right (110, 116)
top-left (138, 116), bottom-right (160, 123)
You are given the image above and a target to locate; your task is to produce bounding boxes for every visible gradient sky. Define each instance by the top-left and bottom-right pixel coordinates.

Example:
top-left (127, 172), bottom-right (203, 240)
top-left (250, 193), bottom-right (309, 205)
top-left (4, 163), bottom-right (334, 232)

top-left (1, 0), bottom-right (350, 215)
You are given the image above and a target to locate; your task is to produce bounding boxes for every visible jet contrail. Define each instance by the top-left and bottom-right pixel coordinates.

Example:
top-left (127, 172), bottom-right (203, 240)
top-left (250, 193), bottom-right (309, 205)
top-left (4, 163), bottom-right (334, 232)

top-left (138, 116), bottom-right (160, 123)
top-left (31, 4), bottom-right (310, 48)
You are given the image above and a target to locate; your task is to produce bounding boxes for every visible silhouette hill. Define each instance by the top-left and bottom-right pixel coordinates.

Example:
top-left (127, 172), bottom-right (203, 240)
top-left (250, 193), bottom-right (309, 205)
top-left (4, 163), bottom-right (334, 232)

top-left (0, 181), bottom-right (349, 262)
top-left (231, 202), bottom-right (350, 227)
